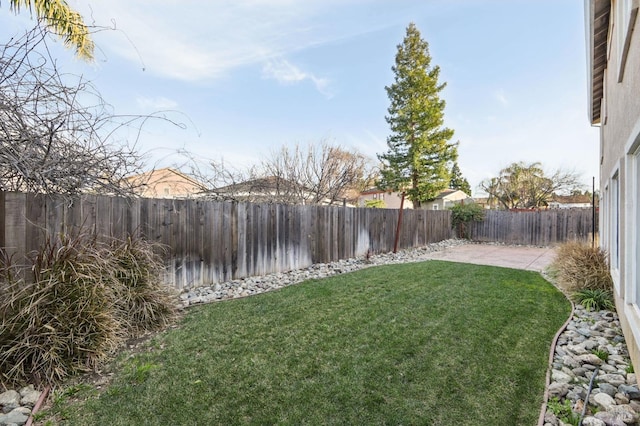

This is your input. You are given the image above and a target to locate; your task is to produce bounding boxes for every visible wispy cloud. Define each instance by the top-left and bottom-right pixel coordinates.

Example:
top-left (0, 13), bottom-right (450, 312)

top-left (71, 0), bottom-right (384, 82)
top-left (136, 96), bottom-right (178, 110)
top-left (262, 59), bottom-right (333, 98)
top-left (494, 89), bottom-right (509, 106)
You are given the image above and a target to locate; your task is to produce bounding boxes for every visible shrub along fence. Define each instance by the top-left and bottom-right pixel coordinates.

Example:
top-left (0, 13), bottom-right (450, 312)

top-left (0, 192), bottom-right (452, 289)
top-left (467, 208), bottom-right (598, 246)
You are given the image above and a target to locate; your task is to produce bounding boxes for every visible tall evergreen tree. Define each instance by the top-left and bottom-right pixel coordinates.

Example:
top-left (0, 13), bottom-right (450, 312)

top-left (377, 22), bottom-right (457, 208)
top-left (449, 162), bottom-right (471, 196)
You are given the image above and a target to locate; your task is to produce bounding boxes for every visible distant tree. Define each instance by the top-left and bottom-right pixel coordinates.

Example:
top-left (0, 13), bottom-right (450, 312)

top-left (179, 141), bottom-right (376, 205)
top-left (449, 162), bottom-right (471, 196)
top-left (479, 161), bottom-right (583, 210)
top-left (259, 142), bottom-right (375, 205)
top-left (5, 0), bottom-right (94, 59)
top-left (377, 22), bottom-right (457, 208)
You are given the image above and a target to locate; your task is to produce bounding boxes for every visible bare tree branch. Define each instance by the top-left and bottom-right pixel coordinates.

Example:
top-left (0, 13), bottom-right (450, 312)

top-left (171, 141), bottom-right (377, 205)
top-left (0, 25), bottom-right (186, 197)
top-left (259, 141), bottom-right (375, 205)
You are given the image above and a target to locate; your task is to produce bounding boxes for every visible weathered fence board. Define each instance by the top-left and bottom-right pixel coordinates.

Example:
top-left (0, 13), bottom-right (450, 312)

top-left (0, 191), bottom-right (598, 289)
top-left (0, 192), bottom-right (454, 289)
top-left (468, 209), bottom-right (597, 246)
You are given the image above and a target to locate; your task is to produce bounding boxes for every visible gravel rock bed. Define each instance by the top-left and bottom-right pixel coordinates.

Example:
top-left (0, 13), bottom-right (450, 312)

top-left (544, 305), bottom-right (639, 426)
top-left (179, 238), bottom-right (468, 307)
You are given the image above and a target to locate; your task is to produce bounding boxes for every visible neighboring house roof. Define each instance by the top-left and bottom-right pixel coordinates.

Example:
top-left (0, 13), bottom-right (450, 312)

top-left (433, 188), bottom-right (464, 200)
top-left (550, 194), bottom-right (594, 205)
top-left (217, 176), bottom-right (299, 191)
top-left (360, 188), bottom-right (465, 199)
top-left (210, 176), bottom-right (319, 204)
top-left (360, 188), bottom-right (391, 195)
top-left (215, 176), bottom-right (308, 195)
top-left (125, 168), bottom-right (208, 198)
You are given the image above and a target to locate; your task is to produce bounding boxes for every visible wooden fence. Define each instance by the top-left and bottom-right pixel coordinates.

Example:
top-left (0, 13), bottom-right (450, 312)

top-left (467, 208), bottom-right (598, 246)
top-left (0, 192), bottom-right (453, 289)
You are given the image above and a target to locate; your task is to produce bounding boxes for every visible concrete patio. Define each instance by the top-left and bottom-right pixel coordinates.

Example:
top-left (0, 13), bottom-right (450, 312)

top-left (422, 243), bottom-right (557, 272)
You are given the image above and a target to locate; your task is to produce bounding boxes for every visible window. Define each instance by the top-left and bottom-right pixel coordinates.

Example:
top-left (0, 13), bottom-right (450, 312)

top-left (611, 172), bottom-right (620, 272)
top-left (432, 205), bottom-right (439, 210)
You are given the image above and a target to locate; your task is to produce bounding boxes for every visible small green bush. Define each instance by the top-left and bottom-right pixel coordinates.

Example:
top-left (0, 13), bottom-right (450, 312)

top-left (591, 348), bottom-right (610, 361)
top-left (552, 242), bottom-right (613, 293)
top-left (449, 202), bottom-right (484, 239)
top-left (547, 397), bottom-right (580, 425)
top-left (574, 289), bottom-right (614, 312)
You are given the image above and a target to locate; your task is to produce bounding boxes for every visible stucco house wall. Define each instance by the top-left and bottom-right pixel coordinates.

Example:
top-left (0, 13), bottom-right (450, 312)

top-left (358, 190), bottom-right (414, 209)
top-left (126, 168), bottom-right (207, 199)
top-left (421, 189), bottom-right (469, 210)
top-left (587, 0), bottom-right (640, 372)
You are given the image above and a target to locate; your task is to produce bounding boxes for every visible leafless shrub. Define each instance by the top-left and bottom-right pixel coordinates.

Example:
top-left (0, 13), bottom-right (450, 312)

top-left (0, 25), bottom-right (185, 196)
top-left (175, 141), bottom-right (377, 205)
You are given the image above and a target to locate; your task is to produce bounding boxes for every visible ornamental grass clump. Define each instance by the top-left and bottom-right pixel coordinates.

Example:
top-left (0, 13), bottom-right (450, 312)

top-left (0, 234), bottom-right (122, 385)
top-left (110, 236), bottom-right (179, 335)
top-left (0, 233), bottom-right (179, 385)
top-left (552, 241), bottom-right (613, 293)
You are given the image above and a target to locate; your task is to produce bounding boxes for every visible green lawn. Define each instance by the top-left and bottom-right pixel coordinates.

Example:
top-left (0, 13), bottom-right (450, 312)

top-left (45, 260), bottom-right (570, 425)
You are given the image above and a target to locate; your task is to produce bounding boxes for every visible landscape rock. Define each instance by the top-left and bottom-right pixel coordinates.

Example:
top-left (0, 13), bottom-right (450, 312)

top-left (18, 386), bottom-right (40, 407)
top-left (556, 370), bottom-right (578, 384)
top-left (0, 406), bottom-right (30, 425)
top-left (0, 391), bottom-right (20, 414)
top-left (548, 383), bottom-right (570, 398)
top-left (619, 385), bottom-right (640, 400)
top-left (599, 383), bottom-right (619, 397)
top-left (601, 374), bottom-right (627, 388)
top-left (578, 353), bottom-right (605, 366)
top-left (593, 392), bottom-right (616, 410)
top-left (581, 417), bottom-right (606, 426)
top-left (594, 405), bottom-right (638, 425)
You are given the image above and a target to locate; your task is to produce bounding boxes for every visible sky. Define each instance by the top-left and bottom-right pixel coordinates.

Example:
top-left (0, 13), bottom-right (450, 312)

top-left (0, 0), bottom-right (599, 196)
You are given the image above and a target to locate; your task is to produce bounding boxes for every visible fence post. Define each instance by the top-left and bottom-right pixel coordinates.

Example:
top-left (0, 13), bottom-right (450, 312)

top-left (393, 192), bottom-right (405, 253)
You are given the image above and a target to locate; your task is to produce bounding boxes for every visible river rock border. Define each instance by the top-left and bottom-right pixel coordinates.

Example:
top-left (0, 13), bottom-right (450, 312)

top-left (543, 305), bottom-right (639, 426)
top-left (179, 238), bottom-right (469, 307)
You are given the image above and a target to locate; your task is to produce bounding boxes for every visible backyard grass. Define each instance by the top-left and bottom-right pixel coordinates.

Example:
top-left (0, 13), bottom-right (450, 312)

top-left (42, 260), bottom-right (570, 425)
